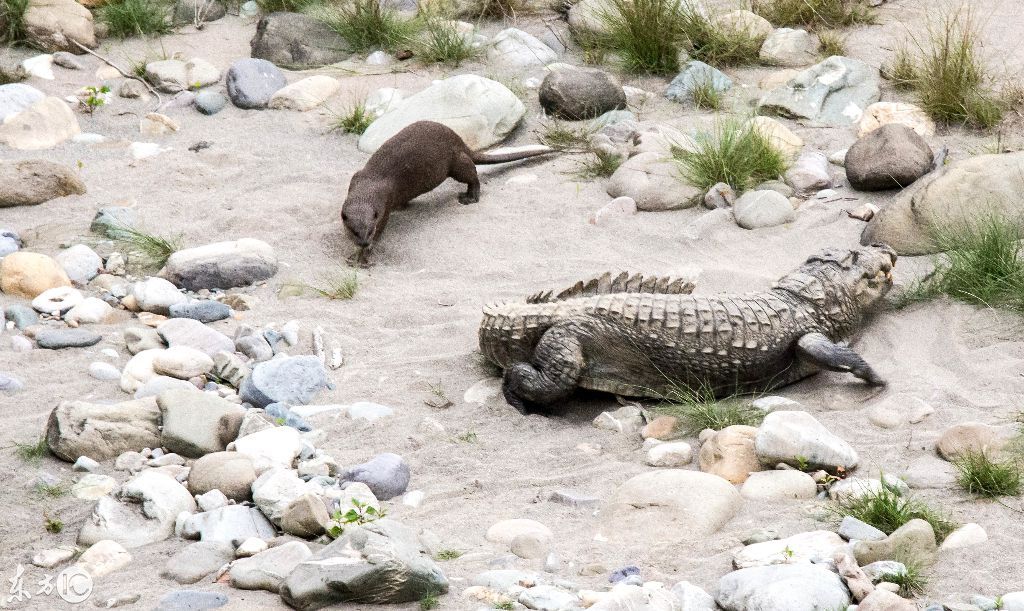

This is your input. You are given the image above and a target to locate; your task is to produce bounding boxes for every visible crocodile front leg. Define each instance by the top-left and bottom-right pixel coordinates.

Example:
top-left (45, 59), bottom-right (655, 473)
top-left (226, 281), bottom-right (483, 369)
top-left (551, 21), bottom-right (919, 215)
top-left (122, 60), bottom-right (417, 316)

top-left (796, 332), bottom-right (885, 386)
top-left (502, 323), bottom-right (584, 413)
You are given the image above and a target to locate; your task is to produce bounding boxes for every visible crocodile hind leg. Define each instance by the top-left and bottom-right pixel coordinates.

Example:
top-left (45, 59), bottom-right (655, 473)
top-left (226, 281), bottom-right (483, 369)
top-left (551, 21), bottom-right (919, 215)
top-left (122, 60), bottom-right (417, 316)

top-left (502, 324), bottom-right (584, 414)
top-left (796, 332), bottom-right (885, 386)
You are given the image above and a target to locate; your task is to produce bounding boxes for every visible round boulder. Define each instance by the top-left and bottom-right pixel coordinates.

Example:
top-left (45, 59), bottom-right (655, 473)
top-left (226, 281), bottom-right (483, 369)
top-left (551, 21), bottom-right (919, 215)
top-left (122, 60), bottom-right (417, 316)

top-left (539, 66), bottom-right (626, 120)
top-left (845, 123), bottom-right (933, 191)
top-left (0, 251), bottom-right (72, 298)
top-left (188, 451), bottom-right (258, 501)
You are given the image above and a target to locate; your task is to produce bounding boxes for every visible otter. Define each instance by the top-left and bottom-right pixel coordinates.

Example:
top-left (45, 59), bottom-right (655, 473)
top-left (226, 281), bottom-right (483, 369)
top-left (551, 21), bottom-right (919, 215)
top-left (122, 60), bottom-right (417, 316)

top-left (342, 121), bottom-right (554, 265)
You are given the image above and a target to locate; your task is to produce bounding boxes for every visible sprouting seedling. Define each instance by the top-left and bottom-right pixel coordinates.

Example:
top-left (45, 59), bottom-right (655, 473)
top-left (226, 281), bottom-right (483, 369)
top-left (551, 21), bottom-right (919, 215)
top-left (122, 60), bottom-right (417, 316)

top-left (782, 545), bottom-right (794, 561)
top-left (794, 455), bottom-right (810, 471)
top-left (326, 498), bottom-right (387, 538)
top-left (44, 514), bottom-right (63, 534)
top-left (81, 85), bottom-right (111, 114)
top-left (423, 381), bottom-right (453, 409)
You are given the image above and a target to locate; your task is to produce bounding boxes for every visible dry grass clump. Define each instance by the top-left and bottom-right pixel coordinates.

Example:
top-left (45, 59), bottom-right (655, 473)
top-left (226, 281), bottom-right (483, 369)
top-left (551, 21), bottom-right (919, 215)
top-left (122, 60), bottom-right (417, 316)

top-left (671, 117), bottom-right (788, 193)
top-left (752, 0), bottom-right (875, 29)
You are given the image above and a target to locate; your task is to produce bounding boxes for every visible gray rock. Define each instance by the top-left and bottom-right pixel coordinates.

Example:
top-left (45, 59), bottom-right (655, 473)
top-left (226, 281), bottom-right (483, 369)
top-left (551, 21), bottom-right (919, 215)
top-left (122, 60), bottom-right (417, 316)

top-left (5, 304), bottom-right (38, 329)
top-left (230, 541), bottom-right (312, 591)
top-left (73, 455), bottom-right (100, 472)
top-left (839, 515), bottom-right (888, 542)
top-left (717, 564), bottom-right (850, 610)
top-left (211, 351), bottom-right (249, 389)
top-left (236, 334), bottom-right (274, 362)
top-left (845, 123), bottom-right (933, 191)
top-left (732, 190), bottom-right (795, 229)
top-left (124, 326), bottom-right (165, 354)
top-left (79, 470), bottom-right (197, 548)
top-left (161, 541), bottom-right (235, 584)
top-left (784, 152), bottom-right (831, 195)
top-left (754, 410), bottom-right (859, 471)
top-left (158, 318), bottom-right (234, 357)
top-left (0, 83), bottom-right (45, 123)
top-left (225, 59), bottom-right (287, 110)
top-left (519, 585), bottom-right (579, 610)
top-left (280, 520), bottom-right (448, 606)
top-left (666, 61), bottom-right (732, 105)
top-left (280, 493), bottom-right (331, 538)
top-left (133, 375), bottom-right (198, 400)
top-left (539, 66), bottom-right (626, 120)
top-left (671, 581), bottom-right (716, 610)
top-left (548, 489), bottom-right (599, 508)
top-left (759, 56), bottom-right (880, 126)
top-left (159, 238), bottom-right (278, 291)
top-left (90, 207), bottom-right (137, 238)
top-left (487, 28), bottom-right (557, 71)
top-left (158, 389), bottom-right (245, 458)
top-left (759, 28), bottom-right (820, 67)
top-left (119, 79), bottom-right (149, 99)
top-left (181, 505), bottom-right (276, 543)
top-left (53, 51), bottom-right (83, 69)
top-left (340, 453), bottom-right (410, 500)
top-left (172, 0), bottom-right (226, 26)
top-left (195, 90), bottom-right (227, 115)
top-left (155, 590), bottom-right (228, 611)
top-left (55, 244), bottom-right (102, 284)
top-left (861, 560), bottom-right (906, 583)
top-left (169, 300), bottom-right (231, 323)
top-left (852, 519), bottom-right (936, 565)
top-left (132, 277), bottom-right (187, 314)
top-left (196, 489), bottom-right (229, 512)
top-left (250, 12), bottom-right (351, 69)
top-left (0, 159), bottom-right (86, 207)
top-left (239, 355), bottom-right (330, 408)
top-left (0, 372), bottom-right (24, 393)
top-left (187, 451), bottom-right (257, 501)
top-left (46, 397), bottom-right (161, 462)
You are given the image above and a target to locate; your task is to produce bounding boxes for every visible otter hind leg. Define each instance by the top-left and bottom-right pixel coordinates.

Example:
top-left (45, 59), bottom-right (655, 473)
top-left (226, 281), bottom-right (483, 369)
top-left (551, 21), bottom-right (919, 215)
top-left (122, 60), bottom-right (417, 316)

top-left (502, 324), bottom-right (584, 413)
top-left (796, 332), bottom-right (885, 386)
top-left (451, 153), bottom-right (480, 204)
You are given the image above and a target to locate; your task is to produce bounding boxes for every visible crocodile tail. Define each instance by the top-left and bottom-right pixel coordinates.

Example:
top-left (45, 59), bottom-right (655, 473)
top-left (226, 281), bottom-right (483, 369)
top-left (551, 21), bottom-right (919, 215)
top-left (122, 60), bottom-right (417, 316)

top-left (526, 271), bottom-right (698, 304)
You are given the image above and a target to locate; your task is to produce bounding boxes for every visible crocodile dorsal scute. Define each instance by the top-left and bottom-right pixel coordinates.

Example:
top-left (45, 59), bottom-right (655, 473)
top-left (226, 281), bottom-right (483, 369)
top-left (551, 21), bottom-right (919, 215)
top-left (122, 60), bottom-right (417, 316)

top-left (525, 272), bottom-right (696, 304)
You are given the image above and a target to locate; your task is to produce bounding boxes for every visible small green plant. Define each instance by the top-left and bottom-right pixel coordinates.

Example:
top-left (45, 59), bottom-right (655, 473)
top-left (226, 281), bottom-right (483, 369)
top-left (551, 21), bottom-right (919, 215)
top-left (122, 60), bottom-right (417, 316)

top-left (332, 99), bottom-right (375, 135)
top-left (829, 479), bottom-right (956, 541)
top-left (14, 437), bottom-right (49, 463)
top-left (435, 549), bottom-right (464, 560)
top-left (794, 455), bottom-right (810, 471)
top-left (953, 451), bottom-right (1022, 498)
top-left (1, 0), bottom-right (31, 45)
top-left (80, 85), bottom-right (112, 114)
top-left (888, 5), bottom-right (1003, 128)
top-left (494, 602), bottom-right (515, 611)
top-left (416, 16), bottom-right (477, 66)
top-left (457, 431), bottom-right (478, 443)
top-left (781, 545), bottom-right (795, 560)
top-left (654, 384), bottom-right (764, 434)
top-left (690, 76), bottom-right (724, 110)
top-left (677, 3), bottom-right (762, 67)
top-left (671, 116), bottom-right (788, 194)
top-left (537, 121), bottom-right (593, 152)
top-left (310, 0), bottom-right (417, 54)
top-left (879, 556), bottom-right (928, 597)
top-left (463, 0), bottom-right (526, 19)
top-left (419, 591), bottom-right (440, 611)
top-left (575, 149), bottom-right (622, 179)
top-left (256, 0), bottom-right (319, 12)
top-left (109, 222), bottom-right (183, 269)
top-left (423, 381), bottom-right (454, 409)
top-left (996, 596), bottom-right (1005, 609)
top-left (751, 0), bottom-right (874, 29)
top-left (34, 481), bottom-right (71, 499)
top-left (44, 515), bottom-right (64, 534)
top-left (302, 269), bottom-right (360, 300)
top-left (896, 214), bottom-right (1024, 313)
top-left (326, 498), bottom-right (386, 538)
top-left (274, 416), bottom-right (286, 426)
top-left (99, 0), bottom-right (173, 38)
top-left (817, 30), bottom-right (845, 57)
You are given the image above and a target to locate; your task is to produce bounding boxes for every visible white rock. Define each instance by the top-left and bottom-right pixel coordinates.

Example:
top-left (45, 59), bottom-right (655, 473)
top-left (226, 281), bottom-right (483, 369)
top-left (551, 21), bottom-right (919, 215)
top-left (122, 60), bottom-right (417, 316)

top-left (235, 537), bottom-right (268, 557)
top-left (717, 564), bottom-right (850, 609)
top-left (759, 28), bottom-right (820, 67)
top-left (120, 349), bottom-right (165, 394)
top-left (365, 87), bottom-right (404, 118)
top-left (486, 519), bottom-right (553, 546)
top-left (939, 523), bottom-right (988, 551)
top-left (740, 470), bottom-right (817, 500)
top-left (131, 277), bottom-right (186, 314)
top-left (0, 97), bottom-right (80, 150)
top-left (403, 490), bottom-right (425, 508)
top-left (72, 474), bottom-right (117, 500)
top-left (733, 530), bottom-right (847, 568)
top-left (78, 470), bottom-right (197, 548)
top-left (153, 345), bottom-right (215, 379)
top-left (607, 152), bottom-right (702, 211)
top-left (250, 468), bottom-right (310, 525)
top-left (23, 54), bottom-right (55, 80)
top-left (31, 286), bottom-right (83, 314)
top-left (32, 548), bottom-right (76, 569)
top-left (66, 298), bottom-right (114, 325)
top-left (139, 112), bottom-right (179, 136)
top-left (129, 142), bottom-right (170, 159)
top-left (754, 410), bottom-right (859, 471)
top-left (75, 540), bottom-right (132, 578)
top-left (269, 75), bottom-right (341, 111)
top-left (55, 244), bottom-right (102, 284)
top-left (231, 426), bottom-right (303, 473)
top-left (486, 28), bottom-right (557, 71)
top-left (346, 401), bottom-right (394, 422)
top-left (645, 441), bottom-right (692, 467)
top-left (733, 190), bottom-right (795, 229)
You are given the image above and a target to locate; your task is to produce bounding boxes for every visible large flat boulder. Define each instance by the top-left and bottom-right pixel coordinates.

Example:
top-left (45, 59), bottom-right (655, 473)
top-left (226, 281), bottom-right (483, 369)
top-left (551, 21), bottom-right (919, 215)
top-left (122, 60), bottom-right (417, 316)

top-left (758, 56), bottom-right (880, 126)
top-left (46, 397), bottom-right (161, 462)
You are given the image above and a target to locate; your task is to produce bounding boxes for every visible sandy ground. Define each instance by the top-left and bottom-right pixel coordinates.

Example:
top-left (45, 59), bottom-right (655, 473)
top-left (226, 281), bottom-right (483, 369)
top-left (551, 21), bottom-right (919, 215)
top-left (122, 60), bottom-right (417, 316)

top-left (2, 0), bottom-right (1024, 608)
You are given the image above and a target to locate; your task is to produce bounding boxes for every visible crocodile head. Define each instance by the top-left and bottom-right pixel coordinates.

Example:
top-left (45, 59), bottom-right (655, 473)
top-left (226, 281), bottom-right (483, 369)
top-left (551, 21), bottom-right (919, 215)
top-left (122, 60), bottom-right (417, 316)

top-left (775, 244), bottom-right (897, 311)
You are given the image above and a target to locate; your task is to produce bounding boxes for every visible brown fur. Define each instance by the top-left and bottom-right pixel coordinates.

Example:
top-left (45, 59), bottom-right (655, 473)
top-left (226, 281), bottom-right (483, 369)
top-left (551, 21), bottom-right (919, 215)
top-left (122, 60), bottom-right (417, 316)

top-left (341, 121), bottom-right (553, 263)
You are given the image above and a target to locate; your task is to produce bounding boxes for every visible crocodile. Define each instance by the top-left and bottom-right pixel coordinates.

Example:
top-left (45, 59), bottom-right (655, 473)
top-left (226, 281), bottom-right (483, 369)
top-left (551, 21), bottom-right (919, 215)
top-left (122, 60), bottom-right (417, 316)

top-left (478, 244), bottom-right (896, 413)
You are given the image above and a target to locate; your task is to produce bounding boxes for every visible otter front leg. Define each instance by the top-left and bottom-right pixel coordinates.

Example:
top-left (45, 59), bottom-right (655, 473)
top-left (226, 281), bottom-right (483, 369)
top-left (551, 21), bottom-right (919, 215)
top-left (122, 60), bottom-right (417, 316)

top-left (502, 324), bottom-right (584, 414)
top-left (451, 153), bottom-right (480, 204)
top-left (796, 332), bottom-right (885, 386)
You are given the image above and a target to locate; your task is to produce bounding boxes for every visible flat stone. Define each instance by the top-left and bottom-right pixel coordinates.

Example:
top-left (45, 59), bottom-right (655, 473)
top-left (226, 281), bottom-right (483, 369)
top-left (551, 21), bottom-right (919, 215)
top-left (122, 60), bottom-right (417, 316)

top-left (159, 238), bottom-right (278, 291)
top-left (839, 516), bottom-right (888, 542)
top-left (645, 441), bottom-right (692, 467)
top-left (733, 190), bottom-right (796, 229)
top-left (155, 591), bottom-right (228, 611)
top-left (182, 505), bottom-right (276, 543)
top-left (225, 58), bottom-right (286, 109)
top-left (66, 297), bottom-right (114, 325)
top-left (158, 318), bottom-right (234, 357)
top-left (939, 523), bottom-right (987, 551)
top-left (161, 541), bottom-right (235, 584)
top-left (0, 159), bottom-right (86, 207)
top-left (853, 519), bottom-right (937, 565)
top-left (759, 56), bottom-right (880, 126)
top-left (36, 328), bottom-right (101, 349)
top-left (32, 547), bottom-right (76, 569)
top-left (739, 469), bottom-right (817, 500)
top-left (339, 453), bottom-right (410, 500)
top-left (733, 530), bottom-right (847, 569)
top-left (72, 473), bottom-right (116, 500)
top-left (759, 28), bottom-right (820, 67)
top-left (666, 60), bottom-right (732, 105)
top-left (46, 397), bottom-right (161, 462)
top-left (230, 541), bottom-right (312, 591)
top-left (754, 410), bottom-right (859, 471)
top-left (269, 75), bottom-right (341, 111)
top-left (231, 425), bottom-right (303, 472)
top-left (78, 470), bottom-right (197, 548)
top-left (76, 540), bottom-right (131, 578)
top-left (607, 152), bottom-right (702, 211)
top-left (486, 27), bottom-right (557, 71)
top-left (239, 355), bottom-right (329, 408)
top-left (158, 390), bottom-right (245, 458)
top-left (717, 564), bottom-right (850, 610)
top-left (487, 519), bottom-right (553, 547)
top-left (548, 489), bottom-right (600, 508)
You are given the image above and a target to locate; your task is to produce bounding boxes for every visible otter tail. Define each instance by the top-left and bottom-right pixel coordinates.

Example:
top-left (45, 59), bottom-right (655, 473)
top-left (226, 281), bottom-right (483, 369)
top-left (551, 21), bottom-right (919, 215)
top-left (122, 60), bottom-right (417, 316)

top-left (471, 145), bottom-right (556, 165)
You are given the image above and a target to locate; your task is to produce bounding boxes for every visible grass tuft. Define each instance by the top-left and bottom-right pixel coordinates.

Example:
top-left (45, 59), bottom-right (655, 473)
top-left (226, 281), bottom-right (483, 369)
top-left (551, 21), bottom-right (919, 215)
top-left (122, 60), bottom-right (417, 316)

top-left (1, 0), bottom-right (31, 45)
top-left (34, 481), bottom-right (71, 499)
top-left (435, 549), bottom-right (464, 560)
top-left (99, 0), bottom-right (173, 38)
top-left (416, 16), bottom-right (478, 66)
top-left (883, 45), bottom-right (918, 90)
top-left (332, 99), bottom-right (375, 135)
top-left (302, 269), bottom-right (359, 300)
top-left (752, 0), bottom-right (874, 29)
top-left (44, 515), bottom-right (64, 534)
top-left (886, 5), bottom-right (1003, 128)
top-left (655, 384), bottom-right (764, 435)
top-left (574, 149), bottom-right (622, 179)
top-left (14, 437), bottom-right (49, 463)
top-left (109, 222), bottom-right (182, 270)
top-left (595, 0), bottom-right (685, 75)
top-left (817, 30), bottom-right (845, 57)
top-left (671, 116), bottom-right (788, 194)
top-left (310, 0), bottom-right (417, 54)
top-left (830, 479), bottom-right (956, 541)
top-left (879, 556), bottom-right (928, 597)
top-left (463, 0), bottom-right (527, 19)
top-left (896, 215), bottom-right (1024, 313)
top-left (256, 0), bottom-right (318, 12)
top-left (537, 121), bottom-right (594, 151)
top-left (690, 76), bottom-right (724, 110)
top-left (953, 451), bottom-right (1022, 498)
top-left (677, 5), bottom-right (762, 67)
top-left (419, 591), bottom-right (440, 610)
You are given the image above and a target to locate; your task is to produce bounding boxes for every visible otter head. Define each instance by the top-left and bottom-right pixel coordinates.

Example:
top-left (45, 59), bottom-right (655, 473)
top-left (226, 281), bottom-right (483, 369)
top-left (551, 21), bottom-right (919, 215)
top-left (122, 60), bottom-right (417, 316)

top-left (341, 171), bottom-right (389, 249)
top-left (775, 244), bottom-right (897, 311)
